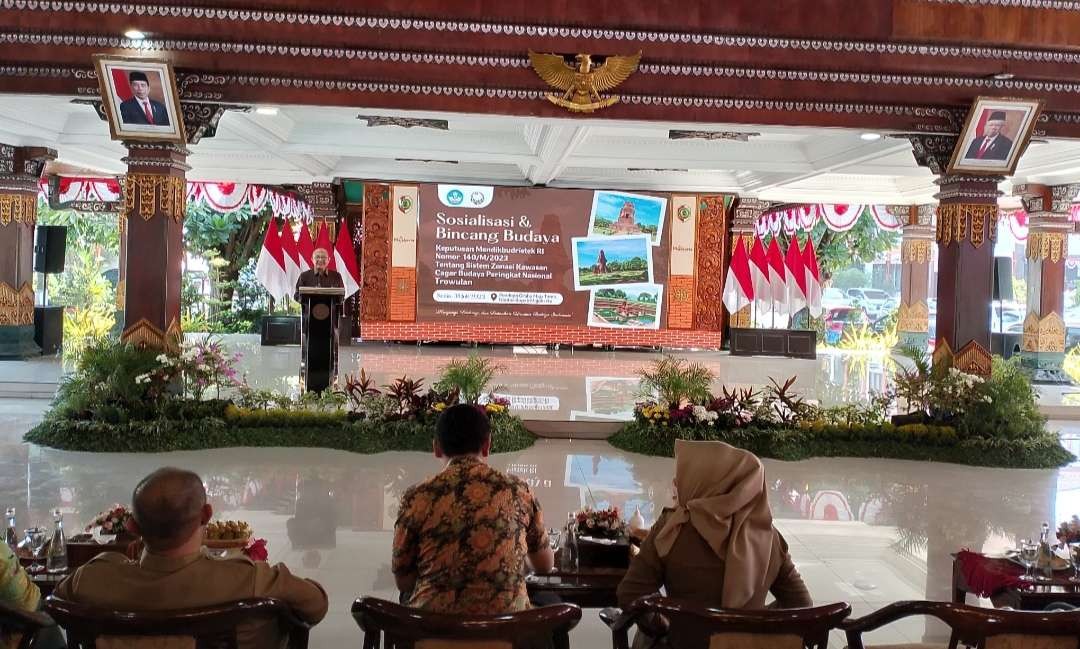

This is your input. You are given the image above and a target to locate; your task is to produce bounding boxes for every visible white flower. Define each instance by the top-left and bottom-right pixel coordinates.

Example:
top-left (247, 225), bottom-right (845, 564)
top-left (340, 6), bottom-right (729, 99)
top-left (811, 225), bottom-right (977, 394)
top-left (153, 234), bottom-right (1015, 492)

top-left (155, 354), bottom-right (168, 363)
top-left (692, 405), bottom-right (708, 421)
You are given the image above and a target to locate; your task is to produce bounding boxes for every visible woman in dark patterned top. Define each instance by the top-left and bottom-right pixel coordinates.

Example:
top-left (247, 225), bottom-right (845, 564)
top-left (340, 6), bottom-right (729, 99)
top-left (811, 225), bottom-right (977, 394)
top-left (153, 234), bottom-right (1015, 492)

top-left (392, 403), bottom-right (554, 614)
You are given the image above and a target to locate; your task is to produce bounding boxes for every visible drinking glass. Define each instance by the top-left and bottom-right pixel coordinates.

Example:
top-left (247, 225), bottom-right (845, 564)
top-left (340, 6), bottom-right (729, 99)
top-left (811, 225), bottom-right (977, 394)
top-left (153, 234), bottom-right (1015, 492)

top-left (1069, 542), bottom-right (1080, 583)
top-left (548, 528), bottom-right (561, 551)
top-left (1019, 540), bottom-right (1039, 582)
top-left (23, 527), bottom-right (47, 574)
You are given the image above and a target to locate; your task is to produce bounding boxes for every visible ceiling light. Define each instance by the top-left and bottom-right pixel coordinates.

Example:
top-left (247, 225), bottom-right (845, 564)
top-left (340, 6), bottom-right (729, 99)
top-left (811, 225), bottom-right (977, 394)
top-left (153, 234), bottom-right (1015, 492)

top-left (255, 106), bottom-right (279, 116)
top-left (992, 72), bottom-right (1015, 80)
top-left (123, 29), bottom-right (146, 40)
top-left (860, 132), bottom-right (882, 141)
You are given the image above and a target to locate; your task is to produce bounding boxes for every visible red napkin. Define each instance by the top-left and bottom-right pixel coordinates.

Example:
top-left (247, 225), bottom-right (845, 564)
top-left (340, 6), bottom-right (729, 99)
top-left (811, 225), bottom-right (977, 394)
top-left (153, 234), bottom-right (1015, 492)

top-left (956, 549), bottom-right (1023, 597)
top-left (242, 538), bottom-right (268, 562)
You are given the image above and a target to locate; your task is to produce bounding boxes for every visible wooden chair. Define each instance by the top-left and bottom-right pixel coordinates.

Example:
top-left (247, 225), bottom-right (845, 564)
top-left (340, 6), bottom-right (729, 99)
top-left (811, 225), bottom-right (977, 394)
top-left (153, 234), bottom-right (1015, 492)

top-left (842, 600), bottom-right (1080, 649)
top-left (351, 596), bottom-right (582, 648)
top-left (45, 595), bottom-right (311, 649)
top-left (0, 600), bottom-right (57, 649)
top-left (599, 595), bottom-right (851, 649)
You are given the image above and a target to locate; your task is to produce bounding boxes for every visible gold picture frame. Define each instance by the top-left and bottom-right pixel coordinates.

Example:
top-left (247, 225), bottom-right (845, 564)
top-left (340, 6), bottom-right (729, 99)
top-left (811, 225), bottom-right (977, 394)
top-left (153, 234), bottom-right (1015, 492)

top-left (92, 54), bottom-right (186, 144)
top-left (947, 96), bottom-right (1044, 176)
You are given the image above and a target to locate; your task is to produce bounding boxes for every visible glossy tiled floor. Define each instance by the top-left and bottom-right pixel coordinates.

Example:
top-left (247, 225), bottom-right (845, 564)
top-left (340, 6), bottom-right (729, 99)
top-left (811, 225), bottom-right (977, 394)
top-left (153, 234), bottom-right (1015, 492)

top-left (3, 395), bottom-right (1080, 647)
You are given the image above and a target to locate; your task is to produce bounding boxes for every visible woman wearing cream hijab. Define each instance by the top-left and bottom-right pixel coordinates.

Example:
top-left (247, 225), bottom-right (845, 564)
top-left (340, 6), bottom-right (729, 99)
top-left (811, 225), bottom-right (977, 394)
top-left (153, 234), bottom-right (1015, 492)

top-left (617, 440), bottom-right (811, 644)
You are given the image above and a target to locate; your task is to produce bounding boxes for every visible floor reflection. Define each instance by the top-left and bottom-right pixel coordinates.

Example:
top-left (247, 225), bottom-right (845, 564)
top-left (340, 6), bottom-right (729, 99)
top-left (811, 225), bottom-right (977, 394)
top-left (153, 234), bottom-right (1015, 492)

top-left (2, 398), bottom-right (1075, 648)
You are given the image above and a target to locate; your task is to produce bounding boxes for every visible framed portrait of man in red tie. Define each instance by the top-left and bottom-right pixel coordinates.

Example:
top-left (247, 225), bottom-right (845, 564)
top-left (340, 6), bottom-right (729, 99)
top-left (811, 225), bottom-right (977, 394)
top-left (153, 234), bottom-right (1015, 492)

top-left (92, 55), bottom-right (186, 144)
top-left (948, 97), bottom-right (1044, 176)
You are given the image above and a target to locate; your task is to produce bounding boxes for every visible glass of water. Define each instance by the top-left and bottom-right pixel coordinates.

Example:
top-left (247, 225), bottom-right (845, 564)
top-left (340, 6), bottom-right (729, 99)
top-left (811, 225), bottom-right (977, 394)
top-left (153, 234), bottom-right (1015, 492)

top-left (1019, 540), bottom-right (1039, 582)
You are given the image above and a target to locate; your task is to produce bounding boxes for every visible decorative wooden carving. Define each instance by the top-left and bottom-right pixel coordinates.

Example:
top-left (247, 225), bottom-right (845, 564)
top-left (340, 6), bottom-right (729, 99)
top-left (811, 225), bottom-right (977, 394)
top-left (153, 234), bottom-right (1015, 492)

top-left (0, 281), bottom-right (33, 326)
top-left (72, 98), bottom-right (250, 145)
top-left (669, 130), bottom-right (759, 141)
top-left (360, 183), bottom-right (390, 322)
top-left (694, 195), bottom-right (728, 331)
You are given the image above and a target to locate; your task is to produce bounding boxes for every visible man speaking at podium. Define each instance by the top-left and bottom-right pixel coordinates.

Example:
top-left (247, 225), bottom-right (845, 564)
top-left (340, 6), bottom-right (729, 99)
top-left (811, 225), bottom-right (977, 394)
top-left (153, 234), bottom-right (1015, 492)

top-left (294, 247), bottom-right (344, 393)
top-left (294, 248), bottom-right (343, 300)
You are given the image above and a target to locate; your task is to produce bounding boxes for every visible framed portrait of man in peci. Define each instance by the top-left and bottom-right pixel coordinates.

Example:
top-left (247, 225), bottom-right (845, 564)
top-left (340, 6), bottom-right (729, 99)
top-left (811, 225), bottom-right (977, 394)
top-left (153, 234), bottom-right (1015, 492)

top-left (948, 96), bottom-right (1043, 176)
top-left (93, 55), bottom-right (186, 143)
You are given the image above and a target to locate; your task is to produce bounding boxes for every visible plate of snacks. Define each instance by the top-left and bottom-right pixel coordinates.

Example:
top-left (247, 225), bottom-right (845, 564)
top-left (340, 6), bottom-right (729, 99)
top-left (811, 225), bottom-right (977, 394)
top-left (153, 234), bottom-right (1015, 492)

top-left (204, 520), bottom-right (252, 549)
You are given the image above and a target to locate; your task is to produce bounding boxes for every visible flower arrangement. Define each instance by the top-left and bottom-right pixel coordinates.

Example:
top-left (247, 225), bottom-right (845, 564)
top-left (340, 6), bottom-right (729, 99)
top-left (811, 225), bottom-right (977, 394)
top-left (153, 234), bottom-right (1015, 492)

top-left (574, 506), bottom-right (627, 540)
top-left (134, 336), bottom-right (243, 400)
top-left (483, 395), bottom-right (511, 415)
top-left (86, 504), bottom-right (134, 536)
top-left (1059, 516), bottom-right (1080, 544)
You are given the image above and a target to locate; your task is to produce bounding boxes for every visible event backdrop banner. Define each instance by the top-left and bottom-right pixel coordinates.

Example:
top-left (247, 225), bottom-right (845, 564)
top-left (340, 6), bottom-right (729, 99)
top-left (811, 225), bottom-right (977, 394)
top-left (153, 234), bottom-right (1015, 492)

top-left (414, 183), bottom-right (673, 328)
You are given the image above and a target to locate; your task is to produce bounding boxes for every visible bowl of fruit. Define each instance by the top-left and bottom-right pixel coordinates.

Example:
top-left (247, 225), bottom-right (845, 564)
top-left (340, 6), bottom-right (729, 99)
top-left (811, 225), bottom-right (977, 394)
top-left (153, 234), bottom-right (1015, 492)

top-left (204, 520), bottom-right (252, 550)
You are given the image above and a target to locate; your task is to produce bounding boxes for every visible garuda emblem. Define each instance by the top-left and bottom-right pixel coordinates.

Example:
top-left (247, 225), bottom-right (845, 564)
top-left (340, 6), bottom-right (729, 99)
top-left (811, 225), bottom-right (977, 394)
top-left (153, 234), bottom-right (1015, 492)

top-left (528, 51), bottom-right (641, 113)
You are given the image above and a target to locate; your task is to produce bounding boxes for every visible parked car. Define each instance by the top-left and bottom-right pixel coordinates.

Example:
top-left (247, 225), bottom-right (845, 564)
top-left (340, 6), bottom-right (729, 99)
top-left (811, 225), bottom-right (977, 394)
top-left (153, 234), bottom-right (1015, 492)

top-left (823, 307), bottom-right (869, 345)
top-left (821, 287), bottom-right (851, 311)
top-left (846, 288), bottom-right (894, 319)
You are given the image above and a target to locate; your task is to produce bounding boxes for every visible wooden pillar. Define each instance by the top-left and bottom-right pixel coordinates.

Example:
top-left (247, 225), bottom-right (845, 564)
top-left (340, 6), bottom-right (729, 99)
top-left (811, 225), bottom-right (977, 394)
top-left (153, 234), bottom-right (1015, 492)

top-left (0, 145), bottom-right (55, 358)
top-left (119, 142), bottom-right (189, 351)
top-left (728, 197), bottom-right (768, 328)
top-left (931, 175), bottom-right (1002, 376)
top-left (892, 204), bottom-right (935, 350)
top-left (1015, 183), bottom-right (1079, 382)
top-left (335, 180), bottom-right (363, 345)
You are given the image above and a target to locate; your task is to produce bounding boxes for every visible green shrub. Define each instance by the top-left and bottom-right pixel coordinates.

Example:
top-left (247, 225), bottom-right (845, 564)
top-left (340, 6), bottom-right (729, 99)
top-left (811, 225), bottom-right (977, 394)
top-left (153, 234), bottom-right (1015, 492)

top-left (47, 340), bottom-right (160, 421)
top-left (955, 356), bottom-right (1045, 440)
top-left (607, 419), bottom-right (1071, 469)
top-left (25, 408), bottom-right (533, 455)
top-left (435, 354), bottom-right (503, 404)
top-left (638, 355), bottom-right (715, 406)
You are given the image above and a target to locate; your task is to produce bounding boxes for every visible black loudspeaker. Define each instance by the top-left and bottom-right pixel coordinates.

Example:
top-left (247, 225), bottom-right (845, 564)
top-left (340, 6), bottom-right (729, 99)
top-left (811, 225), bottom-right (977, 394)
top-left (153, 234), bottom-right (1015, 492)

top-left (33, 306), bottom-right (63, 355)
top-left (992, 256), bottom-right (1013, 302)
top-left (261, 315), bottom-right (302, 346)
top-left (34, 225), bottom-right (67, 274)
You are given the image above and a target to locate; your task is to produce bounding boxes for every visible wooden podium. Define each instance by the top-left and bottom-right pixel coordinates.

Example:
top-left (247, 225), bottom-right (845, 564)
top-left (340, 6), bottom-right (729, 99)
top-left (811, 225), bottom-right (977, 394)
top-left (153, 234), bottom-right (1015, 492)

top-left (298, 286), bottom-right (345, 392)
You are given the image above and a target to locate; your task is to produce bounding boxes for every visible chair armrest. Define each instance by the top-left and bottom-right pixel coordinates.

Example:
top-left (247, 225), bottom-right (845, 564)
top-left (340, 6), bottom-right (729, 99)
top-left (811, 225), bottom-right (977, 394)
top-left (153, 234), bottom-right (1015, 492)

top-left (279, 608), bottom-right (313, 649)
top-left (599, 607), bottom-right (629, 630)
top-left (840, 601), bottom-right (934, 633)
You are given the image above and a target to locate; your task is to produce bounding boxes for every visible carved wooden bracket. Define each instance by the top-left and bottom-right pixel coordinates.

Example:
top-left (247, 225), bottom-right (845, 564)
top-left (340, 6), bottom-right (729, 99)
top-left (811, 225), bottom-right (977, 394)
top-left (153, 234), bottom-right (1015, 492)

top-left (899, 134), bottom-right (958, 175)
top-left (72, 99), bottom-right (251, 145)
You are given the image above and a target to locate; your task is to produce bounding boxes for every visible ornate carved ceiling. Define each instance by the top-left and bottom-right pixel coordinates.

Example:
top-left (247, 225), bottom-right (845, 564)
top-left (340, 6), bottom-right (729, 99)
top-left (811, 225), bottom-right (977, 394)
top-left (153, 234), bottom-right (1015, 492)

top-left (1, 0), bottom-right (1080, 136)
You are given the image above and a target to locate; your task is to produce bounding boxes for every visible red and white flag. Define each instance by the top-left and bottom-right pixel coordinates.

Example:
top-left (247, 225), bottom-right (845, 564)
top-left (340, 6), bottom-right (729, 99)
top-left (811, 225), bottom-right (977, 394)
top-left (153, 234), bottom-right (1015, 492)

top-left (279, 221), bottom-right (303, 294)
top-left (296, 221), bottom-right (315, 271)
top-left (765, 237), bottom-right (788, 314)
top-left (748, 236), bottom-right (771, 316)
top-left (254, 218), bottom-right (289, 301)
top-left (333, 222), bottom-right (362, 298)
top-left (723, 237), bottom-right (754, 316)
top-left (314, 221), bottom-right (334, 267)
top-left (785, 239), bottom-right (808, 318)
top-left (802, 238), bottom-right (823, 318)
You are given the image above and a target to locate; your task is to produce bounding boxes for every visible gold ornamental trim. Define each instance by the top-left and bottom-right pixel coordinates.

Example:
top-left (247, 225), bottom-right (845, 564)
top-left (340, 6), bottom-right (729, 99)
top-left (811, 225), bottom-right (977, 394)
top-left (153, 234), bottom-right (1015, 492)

top-left (1026, 231), bottom-right (1067, 263)
top-left (0, 281), bottom-right (34, 326)
top-left (121, 317), bottom-right (181, 352)
top-left (932, 337), bottom-right (953, 369)
top-left (1022, 310), bottom-right (1066, 354)
top-left (901, 239), bottom-right (932, 264)
top-left (0, 193), bottom-right (36, 226)
top-left (955, 340), bottom-right (992, 377)
top-left (123, 173), bottom-right (186, 223)
top-left (730, 304), bottom-right (752, 328)
top-left (115, 278), bottom-right (126, 311)
top-left (936, 203), bottom-right (998, 248)
top-left (897, 300), bottom-right (929, 334)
